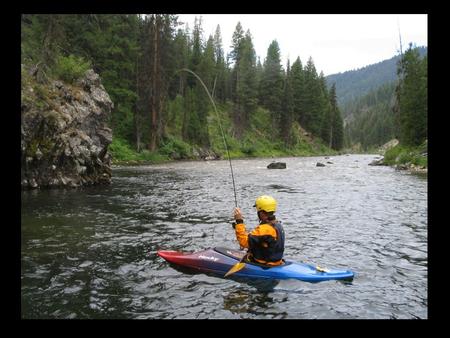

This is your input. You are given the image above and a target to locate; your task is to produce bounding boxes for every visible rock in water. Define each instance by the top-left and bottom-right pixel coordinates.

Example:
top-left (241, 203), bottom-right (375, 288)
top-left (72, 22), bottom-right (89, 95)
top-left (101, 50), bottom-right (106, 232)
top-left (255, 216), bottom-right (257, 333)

top-left (369, 157), bottom-right (385, 166)
top-left (21, 69), bottom-right (113, 189)
top-left (267, 162), bottom-right (287, 169)
top-left (316, 162), bottom-right (326, 167)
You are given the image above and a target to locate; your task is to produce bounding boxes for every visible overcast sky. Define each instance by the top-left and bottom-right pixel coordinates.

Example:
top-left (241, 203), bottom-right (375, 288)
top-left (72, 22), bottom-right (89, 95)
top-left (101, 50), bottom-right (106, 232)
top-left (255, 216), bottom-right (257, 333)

top-left (176, 14), bottom-right (428, 76)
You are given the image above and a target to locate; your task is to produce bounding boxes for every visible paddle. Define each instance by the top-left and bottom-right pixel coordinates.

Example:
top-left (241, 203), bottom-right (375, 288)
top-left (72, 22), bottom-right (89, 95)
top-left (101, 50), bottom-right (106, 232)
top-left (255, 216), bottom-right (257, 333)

top-left (316, 265), bottom-right (329, 273)
top-left (224, 252), bottom-right (247, 277)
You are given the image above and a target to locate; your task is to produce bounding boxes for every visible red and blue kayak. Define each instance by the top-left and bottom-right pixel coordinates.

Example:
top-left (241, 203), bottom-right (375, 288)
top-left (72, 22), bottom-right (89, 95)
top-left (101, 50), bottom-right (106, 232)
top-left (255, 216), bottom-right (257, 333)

top-left (157, 247), bottom-right (354, 282)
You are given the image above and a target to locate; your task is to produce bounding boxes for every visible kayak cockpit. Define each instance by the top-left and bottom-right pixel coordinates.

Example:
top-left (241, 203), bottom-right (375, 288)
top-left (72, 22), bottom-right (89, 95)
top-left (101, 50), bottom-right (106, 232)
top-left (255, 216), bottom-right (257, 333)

top-left (213, 247), bottom-right (291, 269)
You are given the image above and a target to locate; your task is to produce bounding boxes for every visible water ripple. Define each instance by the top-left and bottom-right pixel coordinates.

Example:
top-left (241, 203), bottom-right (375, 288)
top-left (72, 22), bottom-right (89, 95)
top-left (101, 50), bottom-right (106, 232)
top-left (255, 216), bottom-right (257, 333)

top-left (21, 155), bottom-right (427, 319)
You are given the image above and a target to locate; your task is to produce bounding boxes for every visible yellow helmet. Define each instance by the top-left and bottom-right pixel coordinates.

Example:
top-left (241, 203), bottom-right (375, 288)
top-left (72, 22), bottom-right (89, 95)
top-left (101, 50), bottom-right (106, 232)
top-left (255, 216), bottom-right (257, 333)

top-left (254, 195), bottom-right (277, 213)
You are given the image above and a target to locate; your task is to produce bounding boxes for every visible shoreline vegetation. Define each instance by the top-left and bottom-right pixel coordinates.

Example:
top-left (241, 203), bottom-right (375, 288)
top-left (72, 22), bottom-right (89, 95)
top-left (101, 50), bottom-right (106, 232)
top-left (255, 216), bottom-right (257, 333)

top-left (21, 15), bottom-right (427, 187)
top-left (382, 141), bottom-right (427, 175)
top-left (110, 136), bottom-right (427, 178)
top-left (109, 135), bottom-right (341, 166)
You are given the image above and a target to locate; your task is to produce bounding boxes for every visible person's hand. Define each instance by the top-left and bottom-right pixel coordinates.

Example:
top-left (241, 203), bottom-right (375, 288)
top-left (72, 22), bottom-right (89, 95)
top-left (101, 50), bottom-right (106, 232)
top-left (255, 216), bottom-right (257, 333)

top-left (233, 207), bottom-right (243, 220)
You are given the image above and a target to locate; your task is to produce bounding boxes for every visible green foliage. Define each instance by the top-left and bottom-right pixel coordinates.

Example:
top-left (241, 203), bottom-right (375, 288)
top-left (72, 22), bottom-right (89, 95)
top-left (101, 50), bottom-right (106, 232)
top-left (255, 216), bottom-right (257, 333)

top-left (52, 54), bottom-right (91, 83)
top-left (344, 82), bottom-right (397, 150)
top-left (166, 94), bottom-right (185, 135)
top-left (109, 137), bottom-right (169, 164)
top-left (21, 15), bottom-right (45, 64)
top-left (301, 57), bottom-right (328, 137)
top-left (159, 135), bottom-right (192, 159)
top-left (22, 14), bottom-right (345, 162)
top-left (331, 45), bottom-right (427, 152)
top-left (207, 105), bottom-right (333, 159)
top-left (396, 45), bottom-right (427, 147)
top-left (109, 137), bottom-right (141, 162)
top-left (138, 150), bottom-right (170, 163)
top-left (259, 40), bottom-right (284, 118)
top-left (230, 28), bottom-right (258, 139)
top-left (326, 46), bottom-right (427, 109)
top-left (331, 108), bottom-right (344, 150)
top-left (383, 144), bottom-right (427, 167)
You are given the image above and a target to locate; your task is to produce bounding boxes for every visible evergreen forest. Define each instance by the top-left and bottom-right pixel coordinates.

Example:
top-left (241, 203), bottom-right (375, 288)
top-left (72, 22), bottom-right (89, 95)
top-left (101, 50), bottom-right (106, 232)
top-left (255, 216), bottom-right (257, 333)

top-left (340, 45), bottom-right (427, 151)
top-left (21, 14), bottom-right (344, 162)
top-left (21, 14), bottom-right (427, 161)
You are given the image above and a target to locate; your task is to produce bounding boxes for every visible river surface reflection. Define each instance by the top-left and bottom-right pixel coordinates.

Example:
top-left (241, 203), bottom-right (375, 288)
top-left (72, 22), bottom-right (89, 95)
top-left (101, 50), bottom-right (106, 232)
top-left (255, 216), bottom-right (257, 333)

top-left (21, 155), bottom-right (427, 318)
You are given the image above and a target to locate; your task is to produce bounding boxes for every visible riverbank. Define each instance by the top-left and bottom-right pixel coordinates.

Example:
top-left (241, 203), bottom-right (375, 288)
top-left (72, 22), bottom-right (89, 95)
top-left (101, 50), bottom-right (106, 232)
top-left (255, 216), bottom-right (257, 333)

top-left (383, 142), bottom-right (427, 175)
top-left (369, 141), bottom-right (427, 176)
top-left (109, 136), bottom-right (344, 166)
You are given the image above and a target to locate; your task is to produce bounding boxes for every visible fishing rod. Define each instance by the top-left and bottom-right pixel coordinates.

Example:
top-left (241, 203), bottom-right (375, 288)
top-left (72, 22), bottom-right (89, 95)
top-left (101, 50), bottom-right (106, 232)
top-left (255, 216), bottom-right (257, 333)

top-left (178, 68), bottom-right (238, 208)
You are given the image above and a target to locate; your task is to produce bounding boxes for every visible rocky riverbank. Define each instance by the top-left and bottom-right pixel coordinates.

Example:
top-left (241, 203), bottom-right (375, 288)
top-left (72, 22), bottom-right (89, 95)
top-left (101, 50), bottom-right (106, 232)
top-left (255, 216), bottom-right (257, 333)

top-left (21, 67), bottom-right (114, 189)
top-left (369, 139), bottom-right (427, 175)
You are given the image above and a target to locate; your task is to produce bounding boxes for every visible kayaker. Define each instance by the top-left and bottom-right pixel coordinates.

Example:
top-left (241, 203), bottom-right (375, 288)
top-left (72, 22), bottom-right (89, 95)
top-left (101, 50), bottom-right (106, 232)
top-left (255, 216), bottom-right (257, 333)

top-left (232, 195), bottom-right (285, 266)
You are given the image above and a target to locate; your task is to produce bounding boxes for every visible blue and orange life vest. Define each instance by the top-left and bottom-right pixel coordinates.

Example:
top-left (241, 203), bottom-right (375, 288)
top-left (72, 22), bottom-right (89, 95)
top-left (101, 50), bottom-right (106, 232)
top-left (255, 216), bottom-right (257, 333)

top-left (234, 220), bottom-right (285, 266)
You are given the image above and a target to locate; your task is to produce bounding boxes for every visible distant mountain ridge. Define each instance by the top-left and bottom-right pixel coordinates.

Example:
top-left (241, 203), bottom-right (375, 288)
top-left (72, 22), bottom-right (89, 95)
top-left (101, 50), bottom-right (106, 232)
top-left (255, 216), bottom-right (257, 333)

top-left (326, 46), bottom-right (427, 109)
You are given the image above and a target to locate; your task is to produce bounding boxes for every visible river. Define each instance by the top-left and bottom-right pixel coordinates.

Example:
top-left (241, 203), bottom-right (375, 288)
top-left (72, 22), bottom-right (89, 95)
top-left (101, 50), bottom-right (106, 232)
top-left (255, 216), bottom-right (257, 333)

top-left (21, 154), bottom-right (427, 319)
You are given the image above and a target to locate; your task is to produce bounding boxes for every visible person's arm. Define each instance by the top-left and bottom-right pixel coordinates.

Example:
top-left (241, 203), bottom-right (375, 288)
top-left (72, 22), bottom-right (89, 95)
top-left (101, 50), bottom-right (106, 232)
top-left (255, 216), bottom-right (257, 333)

top-left (233, 208), bottom-right (248, 248)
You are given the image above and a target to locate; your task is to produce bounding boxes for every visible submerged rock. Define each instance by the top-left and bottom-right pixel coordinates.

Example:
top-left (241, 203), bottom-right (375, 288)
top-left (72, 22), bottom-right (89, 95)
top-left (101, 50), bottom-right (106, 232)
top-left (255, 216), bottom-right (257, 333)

top-left (21, 68), bottom-right (113, 189)
top-left (267, 162), bottom-right (286, 169)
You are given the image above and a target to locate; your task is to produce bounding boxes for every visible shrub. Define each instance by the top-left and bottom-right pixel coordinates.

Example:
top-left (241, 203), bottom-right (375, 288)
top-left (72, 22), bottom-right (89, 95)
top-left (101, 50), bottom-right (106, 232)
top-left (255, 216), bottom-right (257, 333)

top-left (159, 136), bottom-right (192, 159)
top-left (383, 145), bottom-right (404, 165)
top-left (384, 144), bottom-right (428, 167)
top-left (53, 54), bottom-right (91, 84)
top-left (109, 137), bottom-right (170, 164)
top-left (138, 150), bottom-right (169, 163)
top-left (109, 137), bottom-right (139, 162)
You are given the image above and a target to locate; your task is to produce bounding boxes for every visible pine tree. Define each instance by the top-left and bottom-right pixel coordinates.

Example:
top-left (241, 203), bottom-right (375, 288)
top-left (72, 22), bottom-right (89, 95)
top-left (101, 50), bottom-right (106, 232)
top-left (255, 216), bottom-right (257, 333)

top-left (259, 40), bottom-right (284, 133)
top-left (237, 30), bottom-right (258, 138)
top-left (331, 106), bottom-right (344, 150)
top-left (395, 44), bottom-right (427, 146)
top-left (136, 14), bottom-right (177, 151)
top-left (290, 57), bottom-right (305, 127)
top-left (21, 14), bottom-right (65, 83)
top-left (229, 22), bottom-right (245, 138)
top-left (321, 82), bottom-right (343, 149)
top-left (302, 57), bottom-right (324, 136)
top-left (195, 35), bottom-right (216, 146)
top-left (255, 56), bottom-right (264, 94)
top-left (181, 16), bottom-right (212, 147)
top-left (320, 98), bottom-right (332, 147)
top-left (170, 27), bottom-right (190, 98)
top-left (280, 59), bottom-right (295, 146)
top-left (213, 25), bottom-right (227, 103)
top-left (97, 15), bottom-right (140, 143)
top-left (229, 24), bottom-right (257, 139)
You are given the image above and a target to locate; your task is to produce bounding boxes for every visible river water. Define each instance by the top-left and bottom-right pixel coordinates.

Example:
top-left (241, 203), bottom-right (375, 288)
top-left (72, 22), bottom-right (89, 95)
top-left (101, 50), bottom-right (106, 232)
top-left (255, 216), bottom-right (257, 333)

top-left (21, 155), bottom-right (427, 319)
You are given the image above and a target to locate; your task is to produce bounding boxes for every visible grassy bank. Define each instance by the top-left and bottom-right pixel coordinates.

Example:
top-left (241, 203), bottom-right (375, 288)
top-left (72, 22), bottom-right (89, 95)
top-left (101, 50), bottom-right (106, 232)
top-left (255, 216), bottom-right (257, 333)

top-left (109, 105), bottom-right (341, 165)
top-left (109, 138), bottom-right (170, 165)
top-left (383, 141), bottom-right (427, 168)
top-left (109, 131), bottom-right (338, 166)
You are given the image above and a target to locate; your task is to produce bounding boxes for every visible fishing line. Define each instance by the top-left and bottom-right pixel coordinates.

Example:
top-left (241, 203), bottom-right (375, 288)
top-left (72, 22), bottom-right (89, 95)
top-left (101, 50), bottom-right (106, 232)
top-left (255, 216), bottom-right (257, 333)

top-left (178, 68), bottom-right (238, 208)
top-left (177, 69), bottom-right (238, 244)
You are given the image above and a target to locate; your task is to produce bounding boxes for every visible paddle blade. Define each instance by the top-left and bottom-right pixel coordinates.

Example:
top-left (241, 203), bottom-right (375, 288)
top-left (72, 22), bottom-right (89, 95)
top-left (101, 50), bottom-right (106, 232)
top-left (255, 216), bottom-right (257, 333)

top-left (316, 265), bottom-right (329, 273)
top-left (224, 262), bottom-right (246, 277)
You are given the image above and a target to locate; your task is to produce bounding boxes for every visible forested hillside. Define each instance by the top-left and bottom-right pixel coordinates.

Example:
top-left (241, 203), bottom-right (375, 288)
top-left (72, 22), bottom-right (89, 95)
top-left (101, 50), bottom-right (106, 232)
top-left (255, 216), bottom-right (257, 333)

top-left (343, 82), bottom-right (396, 149)
top-left (21, 14), bottom-right (344, 164)
top-left (331, 46), bottom-right (427, 151)
top-left (326, 46), bottom-right (427, 112)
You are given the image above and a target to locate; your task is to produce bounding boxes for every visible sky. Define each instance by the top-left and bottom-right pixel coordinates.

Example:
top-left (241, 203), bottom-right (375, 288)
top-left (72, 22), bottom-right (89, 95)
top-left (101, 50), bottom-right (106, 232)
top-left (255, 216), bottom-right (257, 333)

top-left (176, 14), bottom-right (428, 76)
